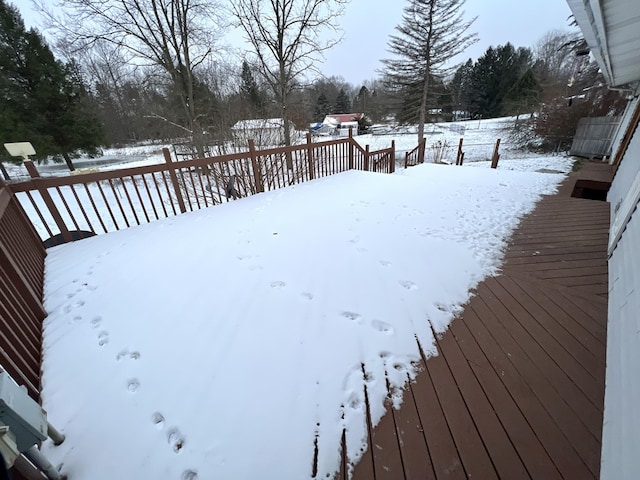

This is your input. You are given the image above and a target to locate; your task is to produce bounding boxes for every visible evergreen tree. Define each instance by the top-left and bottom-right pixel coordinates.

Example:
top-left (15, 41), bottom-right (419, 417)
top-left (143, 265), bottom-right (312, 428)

top-left (382, 0), bottom-right (477, 143)
top-left (504, 68), bottom-right (542, 116)
top-left (334, 89), bottom-right (351, 114)
top-left (0, 0), bottom-right (104, 170)
top-left (449, 58), bottom-right (473, 117)
top-left (239, 60), bottom-right (264, 116)
top-left (463, 43), bottom-right (535, 118)
top-left (354, 85), bottom-right (369, 112)
top-left (313, 93), bottom-right (331, 121)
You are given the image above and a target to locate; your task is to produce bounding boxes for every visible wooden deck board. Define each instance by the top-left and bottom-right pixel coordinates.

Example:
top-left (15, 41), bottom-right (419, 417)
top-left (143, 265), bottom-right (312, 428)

top-left (346, 162), bottom-right (611, 480)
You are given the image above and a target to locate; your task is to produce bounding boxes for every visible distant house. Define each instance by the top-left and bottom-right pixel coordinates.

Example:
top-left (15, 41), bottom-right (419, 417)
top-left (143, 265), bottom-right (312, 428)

top-left (322, 113), bottom-right (365, 136)
top-left (231, 118), bottom-right (296, 147)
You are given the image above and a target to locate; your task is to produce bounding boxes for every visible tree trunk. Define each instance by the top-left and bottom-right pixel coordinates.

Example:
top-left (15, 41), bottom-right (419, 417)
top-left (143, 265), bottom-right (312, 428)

top-left (62, 152), bottom-right (76, 171)
top-left (0, 162), bottom-right (10, 181)
top-left (418, 71), bottom-right (431, 149)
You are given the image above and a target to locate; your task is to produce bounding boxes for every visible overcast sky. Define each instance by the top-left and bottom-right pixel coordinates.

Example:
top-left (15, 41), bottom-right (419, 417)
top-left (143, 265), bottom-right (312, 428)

top-left (17, 0), bottom-right (578, 86)
top-left (321, 0), bottom-right (578, 85)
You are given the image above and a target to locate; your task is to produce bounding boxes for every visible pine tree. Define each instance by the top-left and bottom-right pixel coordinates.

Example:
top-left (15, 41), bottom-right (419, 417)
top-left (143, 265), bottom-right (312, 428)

top-left (0, 0), bottom-right (104, 170)
top-left (240, 60), bottom-right (264, 116)
top-left (464, 43), bottom-right (536, 118)
top-left (355, 85), bottom-right (369, 112)
top-left (383, 0), bottom-right (477, 143)
top-left (334, 89), bottom-right (351, 114)
top-left (313, 93), bottom-right (331, 121)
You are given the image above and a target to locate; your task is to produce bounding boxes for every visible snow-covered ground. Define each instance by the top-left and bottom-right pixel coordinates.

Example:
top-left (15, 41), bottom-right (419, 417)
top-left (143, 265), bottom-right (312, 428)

top-left (3, 116), bottom-right (548, 181)
top-left (40, 156), bottom-right (571, 480)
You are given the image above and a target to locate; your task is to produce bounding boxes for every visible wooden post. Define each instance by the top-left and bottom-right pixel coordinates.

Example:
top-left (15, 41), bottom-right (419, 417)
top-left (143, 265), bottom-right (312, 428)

top-left (348, 128), bottom-right (354, 170)
top-left (460, 152), bottom-right (465, 165)
top-left (248, 139), bottom-right (264, 193)
top-left (456, 138), bottom-right (464, 165)
top-left (162, 148), bottom-right (187, 213)
top-left (306, 133), bottom-right (315, 180)
top-left (390, 140), bottom-right (396, 173)
top-left (24, 160), bottom-right (73, 243)
top-left (490, 138), bottom-right (501, 169)
top-left (364, 145), bottom-right (370, 171)
top-left (419, 138), bottom-right (426, 164)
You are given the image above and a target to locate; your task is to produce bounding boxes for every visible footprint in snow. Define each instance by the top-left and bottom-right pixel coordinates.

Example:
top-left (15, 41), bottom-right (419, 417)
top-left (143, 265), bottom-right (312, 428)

top-left (151, 412), bottom-right (165, 429)
top-left (98, 331), bottom-right (109, 346)
top-left (399, 280), bottom-right (418, 291)
top-left (116, 349), bottom-right (140, 361)
top-left (167, 428), bottom-right (186, 453)
top-left (370, 320), bottom-right (394, 335)
top-left (379, 260), bottom-right (392, 267)
top-left (181, 470), bottom-right (198, 480)
top-left (90, 316), bottom-right (102, 329)
top-left (127, 379), bottom-right (140, 393)
top-left (341, 311), bottom-right (362, 322)
top-left (270, 281), bottom-right (286, 289)
top-left (301, 292), bottom-right (314, 301)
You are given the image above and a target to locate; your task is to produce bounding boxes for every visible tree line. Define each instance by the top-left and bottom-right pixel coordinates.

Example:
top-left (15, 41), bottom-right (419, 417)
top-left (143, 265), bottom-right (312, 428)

top-left (1, 0), bottom-right (627, 172)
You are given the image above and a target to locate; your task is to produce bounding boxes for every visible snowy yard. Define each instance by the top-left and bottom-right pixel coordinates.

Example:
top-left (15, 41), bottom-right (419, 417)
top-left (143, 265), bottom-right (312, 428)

top-left (38, 156), bottom-right (572, 480)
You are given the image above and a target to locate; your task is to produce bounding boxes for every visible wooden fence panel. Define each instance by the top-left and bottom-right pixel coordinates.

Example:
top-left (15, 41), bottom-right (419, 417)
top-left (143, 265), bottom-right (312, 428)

top-left (571, 116), bottom-right (621, 158)
top-left (0, 180), bottom-right (46, 401)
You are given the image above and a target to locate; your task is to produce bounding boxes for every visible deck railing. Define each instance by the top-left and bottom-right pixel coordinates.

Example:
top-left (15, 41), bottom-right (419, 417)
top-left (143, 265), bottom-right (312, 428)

top-left (405, 139), bottom-right (426, 168)
top-left (0, 178), bottom-right (46, 401)
top-left (8, 133), bottom-right (395, 241)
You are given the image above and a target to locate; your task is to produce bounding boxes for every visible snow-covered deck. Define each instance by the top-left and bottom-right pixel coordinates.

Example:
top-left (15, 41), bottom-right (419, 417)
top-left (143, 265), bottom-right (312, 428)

top-left (35, 158), bottom-right (609, 479)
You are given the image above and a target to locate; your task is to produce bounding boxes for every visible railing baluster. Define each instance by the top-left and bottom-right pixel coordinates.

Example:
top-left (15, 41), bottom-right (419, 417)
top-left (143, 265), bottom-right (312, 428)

top-left (96, 180), bottom-right (119, 231)
top-left (69, 184), bottom-right (96, 233)
top-left (141, 174), bottom-right (160, 221)
top-left (108, 179), bottom-right (130, 228)
top-left (83, 183), bottom-right (108, 234)
top-left (24, 191), bottom-right (54, 239)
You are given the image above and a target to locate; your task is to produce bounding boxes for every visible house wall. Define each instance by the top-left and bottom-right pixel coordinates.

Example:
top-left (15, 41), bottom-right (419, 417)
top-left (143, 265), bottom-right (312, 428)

top-left (602, 94), bottom-right (640, 480)
top-left (609, 92), bottom-right (639, 162)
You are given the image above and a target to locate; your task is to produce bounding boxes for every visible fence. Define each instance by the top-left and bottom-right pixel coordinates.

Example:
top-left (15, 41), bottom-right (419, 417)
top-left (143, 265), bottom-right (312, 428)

top-left (406, 138), bottom-right (502, 168)
top-left (0, 178), bottom-right (47, 402)
top-left (571, 116), bottom-right (621, 158)
top-left (8, 133), bottom-right (395, 241)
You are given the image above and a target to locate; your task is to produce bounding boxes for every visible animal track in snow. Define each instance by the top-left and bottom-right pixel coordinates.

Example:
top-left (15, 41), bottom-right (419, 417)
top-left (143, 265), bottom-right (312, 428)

top-left (341, 311), bottom-right (361, 322)
top-left (181, 470), bottom-right (198, 480)
top-left (116, 349), bottom-right (140, 361)
top-left (127, 379), bottom-right (140, 393)
top-left (399, 280), bottom-right (418, 291)
top-left (90, 316), bottom-right (102, 328)
top-left (370, 320), bottom-right (394, 335)
top-left (72, 315), bottom-right (82, 323)
top-left (98, 331), bottom-right (109, 346)
top-left (379, 260), bottom-right (392, 267)
top-left (270, 281), bottom-right (286, 289)
top-left (301, 292), bottom-right (314, 301)
top-left (167, 428), bottom-right (186, 453)
top-left (151, 412), bottom-right (165, 429)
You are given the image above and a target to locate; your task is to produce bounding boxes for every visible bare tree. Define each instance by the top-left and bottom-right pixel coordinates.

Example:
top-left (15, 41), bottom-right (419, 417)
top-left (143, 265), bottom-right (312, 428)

top-left (38, 0), bottom-right (225, 156)
top-left (383, 0), bottom-right (477, 145)
top-left (230, 0), bottom-right (348, 152)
